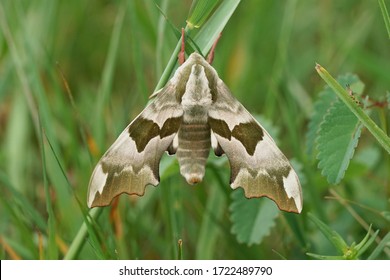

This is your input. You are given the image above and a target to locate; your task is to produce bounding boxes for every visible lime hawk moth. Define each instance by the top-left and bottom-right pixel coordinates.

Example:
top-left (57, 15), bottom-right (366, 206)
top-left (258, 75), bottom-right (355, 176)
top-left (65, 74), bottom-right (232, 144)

top-left (87, 41), bottom-right (302, 213)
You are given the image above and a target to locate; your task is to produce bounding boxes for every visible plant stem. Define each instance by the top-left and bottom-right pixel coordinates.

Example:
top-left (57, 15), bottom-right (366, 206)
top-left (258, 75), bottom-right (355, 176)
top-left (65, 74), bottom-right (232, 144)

top-left (315, 64), bottom-right (390, 154)
top-left (64, 208), bottom-right (102, 260)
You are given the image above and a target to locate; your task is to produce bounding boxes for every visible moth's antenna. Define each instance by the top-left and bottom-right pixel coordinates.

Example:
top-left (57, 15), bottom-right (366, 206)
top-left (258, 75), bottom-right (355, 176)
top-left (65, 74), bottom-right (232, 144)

top-left (178, 28), bottom-right (186, 65)
top-left (207, 33), bottom-right (222, 64)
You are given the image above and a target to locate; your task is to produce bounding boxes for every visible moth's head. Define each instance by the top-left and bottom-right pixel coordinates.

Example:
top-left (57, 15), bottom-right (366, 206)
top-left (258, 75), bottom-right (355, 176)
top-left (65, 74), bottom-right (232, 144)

top-left (176, 52), bottom-right (219, 90)
top-left (186, 52), bottom-right (208, 65)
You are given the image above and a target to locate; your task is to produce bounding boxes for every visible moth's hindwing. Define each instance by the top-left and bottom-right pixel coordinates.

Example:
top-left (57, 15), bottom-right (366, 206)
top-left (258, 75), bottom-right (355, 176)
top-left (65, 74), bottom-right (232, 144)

top-left (87, 83), bottom-right (183, 207)
top-left (208, 82), bottom-right (302, 213)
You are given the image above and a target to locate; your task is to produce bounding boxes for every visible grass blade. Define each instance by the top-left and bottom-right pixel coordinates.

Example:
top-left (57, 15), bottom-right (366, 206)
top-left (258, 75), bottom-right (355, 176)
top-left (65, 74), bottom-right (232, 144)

top-left (64, 208), bottom-right (103, 260)
top-left (368, 231), bottom-right (390, 259)
top-left (94, 5), bottom-right (126, 148)
top-left (378, 0), bottom-right (390, 38)
top-left (196, 179), bottom-right (226, 258)
top-left (154, 0), bottom-right (241, 91)
top-left (38, 114), bottom-right (58, 259)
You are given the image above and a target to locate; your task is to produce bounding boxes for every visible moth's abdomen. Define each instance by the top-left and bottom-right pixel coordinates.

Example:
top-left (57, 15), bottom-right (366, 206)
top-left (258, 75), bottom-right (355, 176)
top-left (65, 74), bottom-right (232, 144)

top-left (177, 122), bottom-right (211, 184)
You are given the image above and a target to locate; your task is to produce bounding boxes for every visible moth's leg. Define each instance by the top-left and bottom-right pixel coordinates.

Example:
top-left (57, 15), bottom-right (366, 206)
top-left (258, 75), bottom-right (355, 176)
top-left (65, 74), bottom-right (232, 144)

top-left (207, 33), bottom-right (222, 64)
top-left (178, 28), bottom-right (186, 65)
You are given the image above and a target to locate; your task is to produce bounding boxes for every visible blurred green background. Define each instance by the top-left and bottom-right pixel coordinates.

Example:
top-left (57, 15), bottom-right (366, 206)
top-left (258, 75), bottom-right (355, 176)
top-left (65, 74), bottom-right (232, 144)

top-left (0, 0), bottom-right (389, 259)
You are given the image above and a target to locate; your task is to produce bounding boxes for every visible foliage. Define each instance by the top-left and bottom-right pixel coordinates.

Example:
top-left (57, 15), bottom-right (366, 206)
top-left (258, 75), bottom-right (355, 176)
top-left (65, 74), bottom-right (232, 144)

top-left (307, 213), bottom-right (379, 260)
top-left (310, 74), bottom-right (365, 184)
top-left (230, 189), bottom-right (279, 246)
top-left (0, 0), bottom-right (389, 260)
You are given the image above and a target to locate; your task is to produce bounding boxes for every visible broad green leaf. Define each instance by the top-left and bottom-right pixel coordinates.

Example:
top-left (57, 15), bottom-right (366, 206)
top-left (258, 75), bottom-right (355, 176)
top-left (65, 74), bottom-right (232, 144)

top-left (315, 74), bottom-right (365, 184)
top-left (316, 99), bottom-right (363, 184)
top-left (306, 88), bottom-right (336, 155)
top-left (316, 65), bottom-right (390, 154)
top-left (306, 74), bottom-right (363, 156)
top-left (230, 188), bottom-right (279, 246)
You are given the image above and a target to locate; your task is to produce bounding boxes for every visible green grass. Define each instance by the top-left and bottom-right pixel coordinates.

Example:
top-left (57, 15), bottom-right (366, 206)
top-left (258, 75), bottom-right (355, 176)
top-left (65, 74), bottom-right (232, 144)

top-left (0, 0), bottom-right (389, 260)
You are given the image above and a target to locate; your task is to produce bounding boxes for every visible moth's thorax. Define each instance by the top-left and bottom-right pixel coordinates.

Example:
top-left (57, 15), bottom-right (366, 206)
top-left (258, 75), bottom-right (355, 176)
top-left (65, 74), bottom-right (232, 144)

top-left (181, 64), bottom-right (212, 113)
top-left (177, 62), bottom-right (212, 185)
top-left (171, 53), bottom-right (219, 103)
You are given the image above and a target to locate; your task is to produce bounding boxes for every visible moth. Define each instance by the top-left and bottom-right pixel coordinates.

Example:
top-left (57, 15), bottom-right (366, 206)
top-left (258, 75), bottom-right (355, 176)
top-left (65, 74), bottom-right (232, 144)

top-left (87, 51), bottom-right (302, 213)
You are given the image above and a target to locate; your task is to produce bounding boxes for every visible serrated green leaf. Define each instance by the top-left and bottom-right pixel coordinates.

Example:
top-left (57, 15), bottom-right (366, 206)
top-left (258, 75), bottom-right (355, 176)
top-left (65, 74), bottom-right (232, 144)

top-left (313, 73), bottom-right (365, 184)
top-left (229, 188), bottom-right (279, 246)
top-left (316, 65), bottom-right (390, 154)
top-left (306, 74), bottom-right (363, 156)
top-left (316, 99), bottom-right (363, 184)
top-left (306, 88), bottom-right (336, 155)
